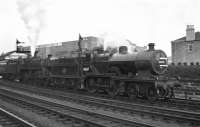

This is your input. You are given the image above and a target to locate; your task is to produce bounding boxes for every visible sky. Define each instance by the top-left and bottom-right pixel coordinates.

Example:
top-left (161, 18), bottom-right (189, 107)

top-left (0, 0), bottom-right (200, 56)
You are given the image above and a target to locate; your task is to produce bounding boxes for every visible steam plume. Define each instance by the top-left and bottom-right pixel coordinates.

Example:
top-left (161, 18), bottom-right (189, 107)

top-left (17, 0), bottom-right (46, 56)
top-left (100, 32), bottom-right (136, 53)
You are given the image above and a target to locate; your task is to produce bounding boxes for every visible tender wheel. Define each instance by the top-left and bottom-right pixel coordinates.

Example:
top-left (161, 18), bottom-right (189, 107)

top-left (73, 79), bottom-right (82, 90)
top-left (87, 79), bottom-right (97, 93)
top-left (32, 78), bottom-right (39, 86)
top-left (67, 79), bottom-right (75, 89)
top-left (40, 79), bottom-right (46, 87)
top-left (107, 80), bottom-right (120, 97)
top-left (147, 87), bottom-right (158, 101)
top-left (127, 85), bottom-right (138, 99)
top-left (44, 78), bottom-right (50, 87)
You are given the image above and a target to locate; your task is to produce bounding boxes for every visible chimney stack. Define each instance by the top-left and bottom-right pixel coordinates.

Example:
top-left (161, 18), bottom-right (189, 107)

top-left (186, 25), bottom-right (195, 41)
top-left (148, 43), bottom-right (155, 51)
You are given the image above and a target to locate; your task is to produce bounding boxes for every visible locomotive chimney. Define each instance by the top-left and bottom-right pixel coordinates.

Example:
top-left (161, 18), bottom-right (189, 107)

top-left (186, 25), bottom-right (195, 41)
top-left (148, 43), bottom-right (155, 51)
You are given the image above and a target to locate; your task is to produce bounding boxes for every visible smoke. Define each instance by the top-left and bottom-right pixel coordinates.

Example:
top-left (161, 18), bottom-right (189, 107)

top-left (99, 32), bottom-right (136, 53)
top-left (17, 0), bottom-right (46, 56)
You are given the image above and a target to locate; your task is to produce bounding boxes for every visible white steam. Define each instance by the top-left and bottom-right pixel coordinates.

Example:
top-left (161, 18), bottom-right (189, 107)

top-left (100, 32), bottom-right (136, 53)
top-left (17, 0), bottom-right (46, 56)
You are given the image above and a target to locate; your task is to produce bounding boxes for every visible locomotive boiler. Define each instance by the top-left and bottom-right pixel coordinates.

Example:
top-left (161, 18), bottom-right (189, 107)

top-left (108, 43), bottom-right (168, 76)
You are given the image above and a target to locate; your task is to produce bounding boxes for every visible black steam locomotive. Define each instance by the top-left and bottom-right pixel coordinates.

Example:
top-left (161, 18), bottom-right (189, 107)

top-left (0, 42), bottom-right (178, 101)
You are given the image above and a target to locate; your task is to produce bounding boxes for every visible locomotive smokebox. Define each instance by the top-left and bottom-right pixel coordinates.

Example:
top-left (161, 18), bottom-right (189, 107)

top-left (148, 43), bottom-right (155, 51)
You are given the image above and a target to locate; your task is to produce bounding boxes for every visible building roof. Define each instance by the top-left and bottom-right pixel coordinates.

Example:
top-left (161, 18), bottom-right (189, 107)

top-left (173, 32), bottom-right (200, 42)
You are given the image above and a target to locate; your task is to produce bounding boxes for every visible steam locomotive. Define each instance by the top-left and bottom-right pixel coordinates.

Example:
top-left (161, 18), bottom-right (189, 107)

top-left (0, 43), bottom-right (178, 101)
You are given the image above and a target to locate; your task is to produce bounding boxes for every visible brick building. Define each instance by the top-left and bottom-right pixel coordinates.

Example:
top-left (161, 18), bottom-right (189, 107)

top-left (171, 25), bottom-right (200, 65)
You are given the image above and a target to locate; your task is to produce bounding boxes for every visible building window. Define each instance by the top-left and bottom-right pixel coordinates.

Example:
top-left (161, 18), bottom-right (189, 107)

top-left (187, 43), bottom-right (193, 52)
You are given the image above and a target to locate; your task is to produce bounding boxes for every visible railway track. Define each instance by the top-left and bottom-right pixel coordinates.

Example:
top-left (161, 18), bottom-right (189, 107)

top-left (0, 81), bottom-right (200, 127)
top-left (0, 107), bottom-right (36, 127)
top-left (1, 79), bottom-right (200, 112)
top-left (0, 88), bottom-right (156, 127)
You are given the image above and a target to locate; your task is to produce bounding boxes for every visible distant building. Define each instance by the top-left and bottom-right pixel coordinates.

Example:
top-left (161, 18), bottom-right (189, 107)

top-left (37, 36), bottom-right (103, 58)
top-left (171, 25), bottom-right (200, 65)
